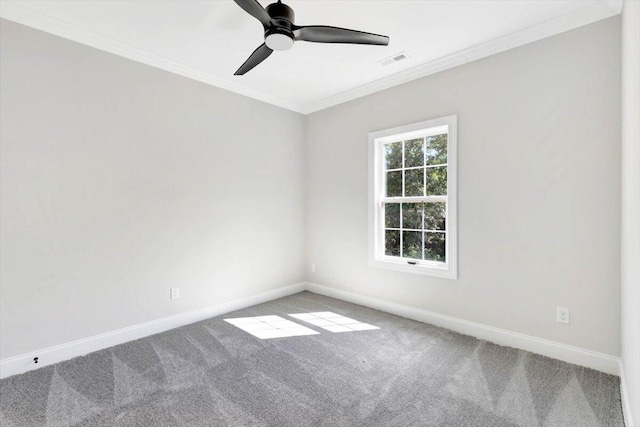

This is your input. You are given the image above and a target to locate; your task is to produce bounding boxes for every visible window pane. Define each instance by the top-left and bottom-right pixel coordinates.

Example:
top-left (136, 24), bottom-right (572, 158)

top-left (385, 141), bottom-right (402, 170)
top-left (426, 166), bottom-right (447, 195)
top-left (424, 232), bottom-right (446, 262)
top-left (385, 230), bottom-right (400, 256)
top-left (404, 138), bottom-right (424, 168)
top-left (385, 203), bottom-right (400, 228)
top-left (404, 168), bottom-right (424, 197)
top-left (402, 203), bottom-right (423, 230)
top-left (426, 134), bottom-right (447, 165)
top-left (386, 171), bottom-right (402, 197)
top-left (402, 231), bottom-right (422, 259)
top-left (424, 202), bottom-right (446, 231)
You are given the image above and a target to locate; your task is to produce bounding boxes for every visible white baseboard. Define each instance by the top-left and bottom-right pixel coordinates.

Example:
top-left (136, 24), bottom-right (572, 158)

top-left (305, 282), bottom-right (621, 376)
top-left (0, 281), bottom-right (622, 380)
top-left (619, 362), bottom-right (635, 427)
top-left (0, 282), bottom-right (306, 379)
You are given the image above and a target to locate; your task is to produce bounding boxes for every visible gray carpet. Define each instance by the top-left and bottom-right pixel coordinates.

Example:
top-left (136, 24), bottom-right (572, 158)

top-left (0, 292), bottom-right (624, 426)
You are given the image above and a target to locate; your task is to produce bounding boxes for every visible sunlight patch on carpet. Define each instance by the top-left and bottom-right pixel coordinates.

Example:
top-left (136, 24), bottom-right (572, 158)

top-left (289, 312), bottom-right (380, 333)
top-left (224, 315), bottom-right (319, 339)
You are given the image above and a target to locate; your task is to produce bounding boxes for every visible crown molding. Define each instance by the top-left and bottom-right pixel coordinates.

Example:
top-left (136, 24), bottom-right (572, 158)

top-left (0, 0), bottom-right (305, 113)
top-left (1, 0), bottom-right (623, 115)
top-left (300, 0), bottom-right (623, 114)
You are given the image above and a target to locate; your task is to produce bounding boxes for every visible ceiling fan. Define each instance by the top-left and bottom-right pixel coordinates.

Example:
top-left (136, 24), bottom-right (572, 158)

top-left (233, 0), bottom-right (390, 75)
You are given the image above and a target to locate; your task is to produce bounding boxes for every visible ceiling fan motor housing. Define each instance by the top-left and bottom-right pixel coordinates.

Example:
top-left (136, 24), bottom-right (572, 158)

top-left (265, 1), bottom-right (295, 50)
top-left (266, 1), bottom-right (295, 27)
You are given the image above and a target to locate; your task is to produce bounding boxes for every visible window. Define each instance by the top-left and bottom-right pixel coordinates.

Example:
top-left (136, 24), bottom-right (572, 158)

top-left (369, 115), bottom-right (457, 279)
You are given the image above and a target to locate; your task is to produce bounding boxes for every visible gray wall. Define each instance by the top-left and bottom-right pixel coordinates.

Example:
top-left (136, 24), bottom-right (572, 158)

top-left (0, 15), bottom-right (626, 366)
top-left (0, 20), bottom-right (306, 359)
top-left (621, 0), bottom-right (639, 423)
top-left (305, 17), bottom-right (621, 356)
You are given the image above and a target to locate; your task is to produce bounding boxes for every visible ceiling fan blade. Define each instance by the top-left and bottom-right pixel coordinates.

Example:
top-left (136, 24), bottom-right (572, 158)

top-left (233, 0), bottom-right (273, 27)
top-left (293, 25), bottom-right (389, 46)
top-left (234, 43), bottom-right (273, 75)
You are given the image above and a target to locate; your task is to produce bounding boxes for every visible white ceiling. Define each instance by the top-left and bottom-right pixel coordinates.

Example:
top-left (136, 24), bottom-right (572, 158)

top-left (0, 0), bottom-right (622, 114)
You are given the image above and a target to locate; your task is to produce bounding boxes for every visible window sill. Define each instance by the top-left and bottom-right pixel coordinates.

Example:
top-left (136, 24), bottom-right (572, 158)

top-left (369, 257), bottom-right (458, 279)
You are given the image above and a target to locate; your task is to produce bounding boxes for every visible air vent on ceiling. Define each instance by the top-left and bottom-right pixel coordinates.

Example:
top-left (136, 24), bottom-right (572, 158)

top-left (379, 52), bottom-right (410, 67)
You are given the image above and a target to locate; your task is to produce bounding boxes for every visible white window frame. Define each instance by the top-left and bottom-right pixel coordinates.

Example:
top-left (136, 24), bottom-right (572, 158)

top-left (368, 115), bottom-right (458, 279)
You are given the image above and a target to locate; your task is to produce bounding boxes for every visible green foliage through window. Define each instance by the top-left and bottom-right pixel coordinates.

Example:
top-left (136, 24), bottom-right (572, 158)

top-left (426, 166), bottom-right (447, 196)
top-left (404, 139), bottom-right (424, 168)
top-left (384, 135), bottom-right (447, 197)
top-left (426, 135), bottom-right (447, 165)
top-left (385, 142), bottom-right (402, 170)
top-left (383, 202), bottom-right (447, 262)
top-left (381, 132), bottom-right (449, 264)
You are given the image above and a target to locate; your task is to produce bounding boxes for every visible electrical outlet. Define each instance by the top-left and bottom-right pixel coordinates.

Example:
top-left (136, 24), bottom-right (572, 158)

top-left (170, 287), bottom-right (180, 300)
top-left (311, 264), bottom-right (316, 273)
top-left (556, 307), bottom-right (569, 324)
